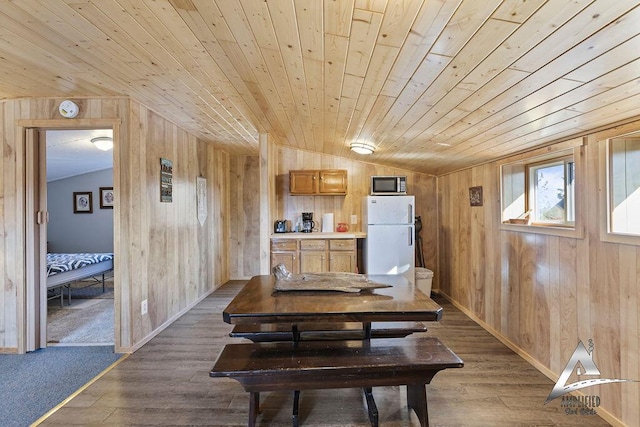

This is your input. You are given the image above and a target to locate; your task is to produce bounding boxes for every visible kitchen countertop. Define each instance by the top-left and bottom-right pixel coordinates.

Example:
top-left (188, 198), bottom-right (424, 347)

top-left (271, 231), bottom-right (366, 239)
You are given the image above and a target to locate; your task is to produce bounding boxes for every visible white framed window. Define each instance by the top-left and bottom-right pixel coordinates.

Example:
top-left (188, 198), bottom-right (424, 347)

top-left (500, 144), bottom-right (583, 238)
top-left (602, 131), bottom-right (640, 244)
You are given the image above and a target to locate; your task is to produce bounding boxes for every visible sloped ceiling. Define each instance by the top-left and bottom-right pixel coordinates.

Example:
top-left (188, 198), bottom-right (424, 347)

top-left (2, 1), bottom-right (640, 175)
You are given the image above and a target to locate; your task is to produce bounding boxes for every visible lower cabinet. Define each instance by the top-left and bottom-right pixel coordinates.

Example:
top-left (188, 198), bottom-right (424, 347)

top-left (299, 240), bottom-right (327, 273)
top-left (328, 239), bottom-right (356, 273)
top-left (270, 239), bottom-right (299, 274)
top-left (271, 238), bottom-right (356, 273)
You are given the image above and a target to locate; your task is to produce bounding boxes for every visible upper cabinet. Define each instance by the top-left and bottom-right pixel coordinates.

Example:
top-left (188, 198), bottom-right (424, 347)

top-left (289, 169), bottom-right (347, 195)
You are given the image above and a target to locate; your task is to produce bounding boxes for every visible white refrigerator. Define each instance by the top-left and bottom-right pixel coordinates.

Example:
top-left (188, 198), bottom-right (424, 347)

top-left (362, 195), bottom-right (415, 285)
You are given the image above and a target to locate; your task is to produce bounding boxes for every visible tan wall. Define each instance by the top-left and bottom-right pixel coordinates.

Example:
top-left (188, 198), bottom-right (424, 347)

top-left (437, 121), bottom-right (640, 426)
top-left (121, 101), bottom-right (229, 350)
top-left (229, 155), bottom-right (261, 279)
top-left (0, 97), bottom-right (229, 353)
top-left (275, 146), bottom-right (438, 284)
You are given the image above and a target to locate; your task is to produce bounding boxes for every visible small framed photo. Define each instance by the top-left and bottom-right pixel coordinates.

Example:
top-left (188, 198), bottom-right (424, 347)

top-left (73, 192), bottom-right (93, 213)
top-left (469, 186), bottom-right (483, 207)
top-left (100, 187), bottom-right (114, 209)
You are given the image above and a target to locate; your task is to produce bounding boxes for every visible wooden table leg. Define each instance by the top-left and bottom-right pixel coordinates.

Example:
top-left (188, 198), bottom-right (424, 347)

top-left (406, 384), bottom-right (428, 427)
top-left (292, 390), bottom-right (300, 427)
top-left (363, 387), bottom-right (379, 427)
top-left (363, 321), bottom-right (372, 339)
top-left (249, 392), bottom-right (260, 427)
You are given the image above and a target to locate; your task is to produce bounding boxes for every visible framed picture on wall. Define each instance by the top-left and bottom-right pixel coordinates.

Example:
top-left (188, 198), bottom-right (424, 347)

top-left (73, 191), bottom-right (93, 213)
top-left (469, 186), bottom-right (483, 207)
top-left (160, 158), bottom-right (173, 203)
top-left (100, 187), bottom-right (114, 209)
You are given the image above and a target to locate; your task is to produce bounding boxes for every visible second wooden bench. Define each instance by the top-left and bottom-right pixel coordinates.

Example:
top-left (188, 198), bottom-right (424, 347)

top-left (229, 321), bottom-right (427, 342)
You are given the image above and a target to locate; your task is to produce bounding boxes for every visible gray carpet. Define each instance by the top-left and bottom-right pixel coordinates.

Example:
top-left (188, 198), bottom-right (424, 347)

top-left (0, 346), bottom-right (122, 426)
top-left (47, 299), bottom-right (114, 344)
top-left (47, 278), bottom-right (114, 344)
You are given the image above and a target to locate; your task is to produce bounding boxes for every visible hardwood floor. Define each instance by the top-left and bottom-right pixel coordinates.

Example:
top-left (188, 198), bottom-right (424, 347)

top-left (39, 281), bottom-right (611, 426)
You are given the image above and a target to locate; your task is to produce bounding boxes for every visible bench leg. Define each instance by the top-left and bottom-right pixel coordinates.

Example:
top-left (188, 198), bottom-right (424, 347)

top-left (292, 390), bottom-right (300, 427)
top-left (249, 392), bottom-right (260, 427)
top-left (363, 388), bottom-right (379, 427)
top-left (406, 384), bottom-right (428, 427)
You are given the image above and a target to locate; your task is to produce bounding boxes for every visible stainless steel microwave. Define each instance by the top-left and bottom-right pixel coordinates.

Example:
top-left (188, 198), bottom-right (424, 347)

top-left (370, 176), bottom-right (407, 195)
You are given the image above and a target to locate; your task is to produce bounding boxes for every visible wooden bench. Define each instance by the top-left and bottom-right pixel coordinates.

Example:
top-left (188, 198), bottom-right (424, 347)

top-left (210, 336), bottom-right (463, 427)
top-left (229, 321), bottom-right (427, 342)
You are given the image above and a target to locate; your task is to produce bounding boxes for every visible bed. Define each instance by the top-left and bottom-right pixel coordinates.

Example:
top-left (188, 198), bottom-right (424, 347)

top-left (47, 252), bottom-right (114, 307)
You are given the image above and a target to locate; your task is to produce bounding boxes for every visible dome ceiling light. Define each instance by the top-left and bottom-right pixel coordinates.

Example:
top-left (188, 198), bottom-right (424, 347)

top-left (350, 142), bottom-right (375, 155)
top-left (91, 136), bottom-right (113, 151)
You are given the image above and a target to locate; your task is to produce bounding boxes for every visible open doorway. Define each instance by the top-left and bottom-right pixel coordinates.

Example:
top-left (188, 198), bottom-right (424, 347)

top-left (44, 129), bottom-right (114, 346)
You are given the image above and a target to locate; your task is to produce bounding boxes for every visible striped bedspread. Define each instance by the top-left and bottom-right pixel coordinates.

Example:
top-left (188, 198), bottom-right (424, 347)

top-left (46, 253), bottom-right (114, 276)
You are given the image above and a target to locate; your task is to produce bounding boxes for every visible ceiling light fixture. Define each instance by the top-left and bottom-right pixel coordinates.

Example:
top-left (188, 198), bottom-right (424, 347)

top-left (350, 142), bottom-right (375, 155)
top-left (91, 136), bottom-right (113, 151)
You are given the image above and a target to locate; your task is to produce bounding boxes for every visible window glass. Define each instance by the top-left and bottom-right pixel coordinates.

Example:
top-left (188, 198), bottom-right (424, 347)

top-left (609, 136), bottom-right (640, 235)
top-left (529, 158), bottom-right (575, 225)
top-left (500, 149), bottom-right (577, 231)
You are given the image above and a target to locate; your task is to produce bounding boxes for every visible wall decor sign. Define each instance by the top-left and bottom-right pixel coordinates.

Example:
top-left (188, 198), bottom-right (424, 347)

top-left (469, 186), bottom-right (483, 207)
top-left (197, 176), bottom-right (207, 226)
top-left (73, 191), bottom-right (93, 213)
top-left (160, 158), bottom-right (173, 203)
top-left (100, 187), bottom-right (114, 209)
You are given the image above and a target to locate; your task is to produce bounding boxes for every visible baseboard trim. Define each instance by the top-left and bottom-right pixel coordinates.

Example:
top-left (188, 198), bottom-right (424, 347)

top-left (435, 290), bottom-right (626, 427)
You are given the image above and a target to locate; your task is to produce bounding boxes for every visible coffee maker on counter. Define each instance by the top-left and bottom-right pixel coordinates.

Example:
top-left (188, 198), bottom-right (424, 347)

top-left (301, 212), bottom-right (315, 232)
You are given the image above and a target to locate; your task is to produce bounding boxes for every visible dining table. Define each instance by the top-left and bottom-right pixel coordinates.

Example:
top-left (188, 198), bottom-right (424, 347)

top-left (222, 273), bottom-right (443, 330)
top-left (217, 273), bottom-right (449, 427)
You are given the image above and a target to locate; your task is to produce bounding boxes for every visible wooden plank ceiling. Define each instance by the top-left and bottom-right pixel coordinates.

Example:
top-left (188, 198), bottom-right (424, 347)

top-left (1, 0), bottom-right (640, 175)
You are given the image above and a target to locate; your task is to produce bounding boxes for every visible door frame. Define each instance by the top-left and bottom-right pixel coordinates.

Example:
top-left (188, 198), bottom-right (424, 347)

top-left (25, 129), bottom-right (47, 351)
top-left (21, 119), bottom-right (119, 351)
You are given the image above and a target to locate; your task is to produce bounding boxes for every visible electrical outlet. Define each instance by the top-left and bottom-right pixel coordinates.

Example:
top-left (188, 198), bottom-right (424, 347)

top-left (351, 214), bottom-right (358, 225)
top-left (141, 299), bottom-right (148, 315)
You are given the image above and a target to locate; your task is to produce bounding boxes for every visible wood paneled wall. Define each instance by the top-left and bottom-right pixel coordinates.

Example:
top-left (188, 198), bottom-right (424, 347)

top-left (229, 155), bottom-right (261, 279)
top-left (275, 146), bottom-right (438, 283)
top-left (228, 146), bottom-right (439, 281)
top-left (0, 97), bottom-right (230, 353)
top-left (438, 121), bottom-right (640, 426)
top-left (121, 101), bottom-right (229, 350)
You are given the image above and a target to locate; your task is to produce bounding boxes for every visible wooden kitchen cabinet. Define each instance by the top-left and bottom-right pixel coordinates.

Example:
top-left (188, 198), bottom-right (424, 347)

top-left (299, 251), bottom-right (327, 273)
top-left (299, 239), bottom-right (328, 273)
top-left (270, 237), bottom-right (357, 274)
top-left (318, 170), bottom-right (347, 194)
top-left (328, 239), bottom-right (356, 273)
top-left (289, 170), bottom-right (318, 194)
top-left (270, 239), bottom-right (299, 274)
top-left (289, 169), bottom-right (347, 195)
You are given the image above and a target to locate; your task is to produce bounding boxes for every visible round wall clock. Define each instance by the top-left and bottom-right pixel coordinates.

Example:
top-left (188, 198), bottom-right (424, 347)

top-left (58, 100), bottom-right (79, 118)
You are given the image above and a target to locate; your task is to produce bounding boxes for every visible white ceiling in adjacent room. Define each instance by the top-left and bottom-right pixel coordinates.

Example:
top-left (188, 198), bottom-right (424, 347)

top-left (46, 129), bottom-right (113, 182)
